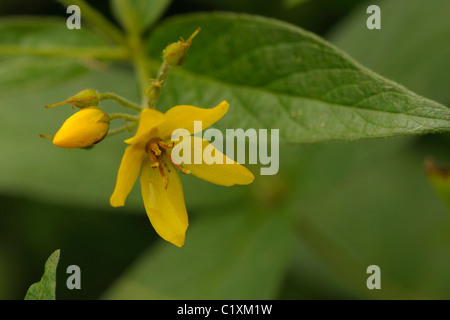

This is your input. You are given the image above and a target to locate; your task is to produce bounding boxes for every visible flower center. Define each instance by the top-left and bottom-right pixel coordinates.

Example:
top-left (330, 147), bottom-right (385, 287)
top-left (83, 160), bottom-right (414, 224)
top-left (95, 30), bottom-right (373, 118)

top-left (145, 137), bottom-right (190, 189)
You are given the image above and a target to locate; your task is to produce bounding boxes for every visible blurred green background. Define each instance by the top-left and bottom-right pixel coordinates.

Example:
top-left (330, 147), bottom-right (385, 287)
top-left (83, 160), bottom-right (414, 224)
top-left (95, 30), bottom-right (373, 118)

top-left (1, 0), bottom-right (449, 300)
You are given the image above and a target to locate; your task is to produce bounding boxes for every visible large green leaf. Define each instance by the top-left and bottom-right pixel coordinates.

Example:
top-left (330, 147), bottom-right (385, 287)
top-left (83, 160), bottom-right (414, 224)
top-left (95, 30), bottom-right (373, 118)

top-left (329, 0), bottom-right (450, 105)
top-left (147, 13), bottom-right (450, 143)
top-left (111, 0), bottom-right (172, 33)
top-left (24, 249), bottom-right (60, 300)
top-left (103, 208), bottom-right (292, 299)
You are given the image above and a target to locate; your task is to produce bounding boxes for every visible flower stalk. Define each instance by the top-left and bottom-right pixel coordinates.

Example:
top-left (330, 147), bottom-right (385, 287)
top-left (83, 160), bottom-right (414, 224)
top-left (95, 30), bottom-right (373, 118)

top-left (106, 122), bottom-right (138, 138)
top-left (98, 92), bottom-right (142, 111)
top-left (108, 113), bottom-right (139, 122)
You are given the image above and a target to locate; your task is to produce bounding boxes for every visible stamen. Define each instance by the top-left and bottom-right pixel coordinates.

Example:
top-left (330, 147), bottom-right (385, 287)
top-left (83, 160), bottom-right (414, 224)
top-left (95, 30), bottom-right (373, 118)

top-left (146, 139), bottom-right (169, 190)
top-left (150, 141), bottom-right (162, 156)
top-left (169, 155), bottom-right (191, 175)
top-left (160, 153), bottom-right (171, 172)
top-left (157, 163), bottom-right (168, 189)
top-left (157, 140), bottom-right (174, 149)
top-left (147, 145), bottom-right (159, 164)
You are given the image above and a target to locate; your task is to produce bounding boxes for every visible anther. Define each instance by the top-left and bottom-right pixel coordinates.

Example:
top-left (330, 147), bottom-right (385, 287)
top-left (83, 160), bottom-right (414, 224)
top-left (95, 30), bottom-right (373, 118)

top-left (157, 140), bottom-right (174, 149)
top-left (169, 155), bottom-right (191, 175)
top-left (150, 142), bottom-right (162, 156)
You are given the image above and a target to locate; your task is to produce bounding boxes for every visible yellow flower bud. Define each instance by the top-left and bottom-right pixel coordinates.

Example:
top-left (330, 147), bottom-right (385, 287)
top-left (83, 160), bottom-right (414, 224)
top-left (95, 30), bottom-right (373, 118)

top-left (163, 27), bottom-right (201, 66)
top-left (45, 89), bottom-right (100, 109)
top-left (53, 107), bottom-right (110, 148)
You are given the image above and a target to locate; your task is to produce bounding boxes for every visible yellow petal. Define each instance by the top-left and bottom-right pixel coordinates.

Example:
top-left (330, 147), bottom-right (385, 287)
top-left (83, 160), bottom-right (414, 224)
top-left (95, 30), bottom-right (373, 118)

top-left (53, 107), bottom-right (109, 148)
top-left (156, 101), bottom-right (229, 140)
top-left (110, 144), bottom-right (146, 207)
top-left (178, 136), bottom-right (254, 186)
top-left (140, 157), bottom-right (188, 247)
top-left (124, 108), bottom-right (165, 145)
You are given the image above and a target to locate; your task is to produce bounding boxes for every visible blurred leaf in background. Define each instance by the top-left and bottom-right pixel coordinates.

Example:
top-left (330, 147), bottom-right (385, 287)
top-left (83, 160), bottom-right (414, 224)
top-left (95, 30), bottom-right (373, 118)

top-left (104, 207), bottom-right (292, 299)
top-left (329, 0), bottom-right (450, 106)
top-left (329, 0), bottom-right (450, 211)
top-left (425, 158), bottom-right (450, 211)
top-left (111, 0), bottom-right (172, 33)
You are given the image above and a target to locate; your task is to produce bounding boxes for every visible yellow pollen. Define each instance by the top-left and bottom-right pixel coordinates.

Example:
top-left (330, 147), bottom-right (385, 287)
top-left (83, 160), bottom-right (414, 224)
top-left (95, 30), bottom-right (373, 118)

top-left (145, 138), bottom-right (192, 188)
top-left (157, 140), bottom-right (174, 149)
top-left (145, 138), bottom-right (170, 189)
top-left (150, 142), bottom-right (162, 156)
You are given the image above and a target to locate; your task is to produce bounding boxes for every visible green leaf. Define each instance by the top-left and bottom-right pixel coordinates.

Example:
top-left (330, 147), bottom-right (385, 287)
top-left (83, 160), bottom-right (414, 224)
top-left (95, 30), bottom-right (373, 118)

top-left (0, 17), bottom-right (112, 98)
top-left (0, 56), bottom-right (85, 98)
top-left (111, 0), bottom-right (172, 33)
top-left (0, 17), bottom-right (108, 48)
top-left (103, 209), bottom-right (292, 299)
top-left (24, 249), bottom-right (60, 300)
top-left (147, 13), bottom-right (450, 143)
top-left (329, 0), bottom-right (450, 105)
top-left (283, 0), bottom-right (311, 9)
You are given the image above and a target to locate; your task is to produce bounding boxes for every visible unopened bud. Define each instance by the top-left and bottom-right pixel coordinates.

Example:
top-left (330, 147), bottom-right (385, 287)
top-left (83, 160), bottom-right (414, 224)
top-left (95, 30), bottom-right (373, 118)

top-left (145, 80), bottom-right (164, 102)
top-left (53, 107), bottom-right (110, 148)
top-left (45, 89), bottom-right (100, 109)
top-left (163, 27), bottom-right (201, 66)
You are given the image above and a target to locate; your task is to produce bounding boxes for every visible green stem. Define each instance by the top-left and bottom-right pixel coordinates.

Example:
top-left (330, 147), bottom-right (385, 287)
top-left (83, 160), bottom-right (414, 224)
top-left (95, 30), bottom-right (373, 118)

top-left (112, 0), bottom-right (150, 107)
top-left (108, 113), bottom-right (139, 122)
top-left (99, 93), bottom-right (142, 112)
top-left (128, 34), bottom-right (151, 108)
top-left (106, 122), bottom-right (137, 137)
top-left (112, 0), bottom-right (141, 37)
top-left (57, 0), bottom-right (126, 46)
top-left (108, 0), bottom-right (156, 109)
top-left (156, 60), bottom-right (170, 82)
top-left (146, 60), bottom-right (170, 108)
top-left (0, 45), bottom-right (129, 60)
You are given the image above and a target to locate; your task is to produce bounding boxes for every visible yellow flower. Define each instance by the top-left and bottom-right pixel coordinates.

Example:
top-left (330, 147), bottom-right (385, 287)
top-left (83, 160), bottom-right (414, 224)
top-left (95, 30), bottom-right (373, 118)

top-left (53, 106), bottom-right (110, 148)
top-left (110, 101), bottom-right (254, 247)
